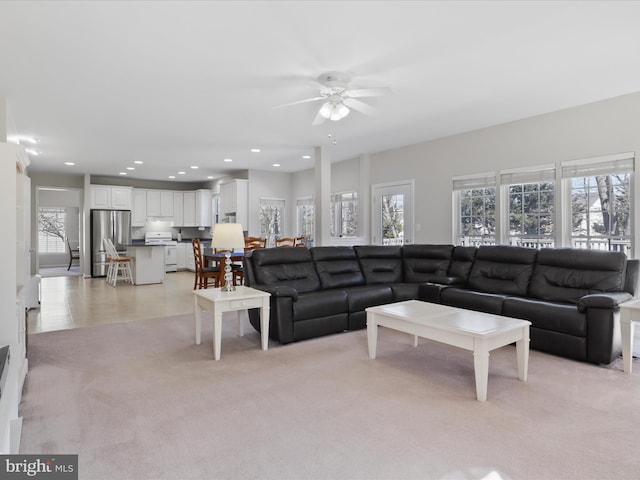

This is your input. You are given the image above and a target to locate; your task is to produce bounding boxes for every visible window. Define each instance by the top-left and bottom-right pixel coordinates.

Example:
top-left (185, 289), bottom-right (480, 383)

top-left (259, 198), bottom-right (285, 246)
top-left (563, 154), bottom-right (633, 255)
top-left (330, 191), bottom-right (357, 237)
top-left (453, 153), bottom-right (634, 255)
top-left (453, 173), bottom-right (496, 246)
top-left (501, 166), bottom-right (555, 248)
top-left (38, 207), bottom-right (67, 253)
top-left (296, 197), bottom-right (314, 245)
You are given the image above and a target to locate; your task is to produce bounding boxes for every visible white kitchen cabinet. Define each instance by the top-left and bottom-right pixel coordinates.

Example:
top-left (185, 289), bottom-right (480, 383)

top-left (183, 191), bottom-right (196, 226)
top-left (132, 189), bottom-right (147, 226)
top-left (177, 242), bottom-right (187, 270)
top-left (146, 190), bottom-right (174, 219)
top-left (90, 185), bottom-right (133, 210)
top-left (195, 189), bottom-right (212, 227)
top-left (219, 179), bottom-right (248, 227)
top-left (173, 192), bottom-right (184, 226)
top-left (0, 142), bottom-right (29, 454)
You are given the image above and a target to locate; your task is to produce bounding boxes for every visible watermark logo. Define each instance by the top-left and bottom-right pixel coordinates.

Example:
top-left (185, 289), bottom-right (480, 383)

top-left (0, 455), bottom-right (77, 479)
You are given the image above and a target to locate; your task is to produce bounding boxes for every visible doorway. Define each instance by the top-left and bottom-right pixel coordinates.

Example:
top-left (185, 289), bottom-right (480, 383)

top-left (36, 187), bottom-right (82, 277)
top-left (371, 180), bottom-right (414, 245)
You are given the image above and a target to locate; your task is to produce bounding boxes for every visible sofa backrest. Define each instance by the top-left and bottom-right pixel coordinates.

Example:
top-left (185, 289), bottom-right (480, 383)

top-left (467, 245), bottom-right (538, 296)
top-left (625, 259), bottom-right (640, 296)
top-left (311, 246), bottom-right (365, 289)
top-left (354, 245), bottom-right (403, 284)
top-left (529, 248), bottom-right (628, 304)
top-left (402, 244), bottom-right (454, 283)
top-left (249, 247), bottom-right (321, 293)
top-left (448, 246), bottom-right (477, 281)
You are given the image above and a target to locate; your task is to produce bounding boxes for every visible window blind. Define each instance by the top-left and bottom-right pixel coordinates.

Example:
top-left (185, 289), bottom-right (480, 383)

top-left (452, 172), bottom-right (496, 190)
top-left (561, 152), bottom-right (634, 178)
top-left (500, 166), bottom-right (555, 185)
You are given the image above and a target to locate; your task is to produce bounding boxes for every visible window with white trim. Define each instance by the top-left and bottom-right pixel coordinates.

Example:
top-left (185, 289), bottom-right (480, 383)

top-left (562, 153), bottom-right (633, 255)
top-left (501, 166), bottom-right (555, 248)
top-left (453, 173), bottom-right (496, 246)
top-left (259, 198), bottom-right (285, 246)
top-left (330, 191), bottom-right (358, 238)
top-left (296, 197), bottom-right (314, 245)
top-left (38, 207), bottom-right (67, 253)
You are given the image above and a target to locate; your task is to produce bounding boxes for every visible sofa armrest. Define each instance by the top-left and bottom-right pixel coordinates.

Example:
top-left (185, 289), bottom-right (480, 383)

top-left (252, 285), bottom-right (299, 301)
top-left (578, 292), bottom-right (633, 312)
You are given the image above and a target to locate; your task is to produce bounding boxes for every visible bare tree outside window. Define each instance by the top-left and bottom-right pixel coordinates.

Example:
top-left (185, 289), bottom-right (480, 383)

top-left (330, 192), bottom-right (357, 237)
top-left (259, 199), bottom-right (285, 247)
top-left (381, 194), bottom-right (404, 245)
top-left (571, 174), bottom-right (631, 253)
top-left (39, 207), bottom-right (67, 253)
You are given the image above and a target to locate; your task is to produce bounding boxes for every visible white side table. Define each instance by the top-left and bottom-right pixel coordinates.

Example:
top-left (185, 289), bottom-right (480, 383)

top-left (620, 299), bottom-right (640, 373)
top-left (193, 286), bottom-right (271, 360)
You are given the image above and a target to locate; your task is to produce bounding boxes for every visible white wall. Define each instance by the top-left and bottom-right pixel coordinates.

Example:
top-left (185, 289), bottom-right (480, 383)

top-left (369, 91), bottom-right (640, 252)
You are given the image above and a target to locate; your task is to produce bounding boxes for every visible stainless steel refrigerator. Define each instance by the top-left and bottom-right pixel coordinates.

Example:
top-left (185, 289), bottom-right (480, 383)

top-left (91, 209), bottom-right (132, 277)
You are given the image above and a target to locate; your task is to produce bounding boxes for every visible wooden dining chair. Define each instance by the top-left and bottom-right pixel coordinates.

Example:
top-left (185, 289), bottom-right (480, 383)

top-left (294, 236), bottom-right (308, 248)
top-left (67, 238), bottom-right (80, 270)
top-left (275, 237), bottom-right (296, 247)
top-left (192, 238), bottom-right (221, 289)
top-left (245, 236), bottom-right (267, 250)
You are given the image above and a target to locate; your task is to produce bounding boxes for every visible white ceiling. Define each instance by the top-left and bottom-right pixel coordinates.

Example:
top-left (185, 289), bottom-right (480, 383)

top-left (2, 0), bottom-right (640, 182)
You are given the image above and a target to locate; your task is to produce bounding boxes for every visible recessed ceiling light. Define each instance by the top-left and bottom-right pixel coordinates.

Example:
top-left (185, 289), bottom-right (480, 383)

top-left (273, 163), bottom-right (280, 167)
top-left (127, 167), bottom-right (135, 170)
top-left (251, 148), bottom-right (261, 153)
top-left (169, 175), bottom-right (175, 179)
top-left (190, 165), bottom-right (198, 169)
top-left (302, 155), bottom-right (311, 159)
top-left (207, 176), bottom-right (214, 179)
top-left (224, 158), bottom-right (233, 162)
top-left (134, 161), bottom-right (143, 164)
top-left (64, 162), bottom-right (75, 166)
top-left (119, 172), bottom-right (127, 175)
top-left (178, 171), bottom-right (186, 175)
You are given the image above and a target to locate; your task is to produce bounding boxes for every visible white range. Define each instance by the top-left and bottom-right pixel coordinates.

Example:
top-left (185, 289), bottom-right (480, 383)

top-left (145, 232), bottom-right (178, 272)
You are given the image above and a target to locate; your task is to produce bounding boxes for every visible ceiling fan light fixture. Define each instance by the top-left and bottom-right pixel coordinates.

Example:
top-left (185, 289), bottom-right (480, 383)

top-left (318, 102), bottom-right (334, 119)
top-left (330, 102), bottom-right (350, 121)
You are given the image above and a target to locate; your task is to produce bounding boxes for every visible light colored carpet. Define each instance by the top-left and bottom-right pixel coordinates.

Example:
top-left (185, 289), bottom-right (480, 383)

top-left (20, 313), bottom-right (640, 480)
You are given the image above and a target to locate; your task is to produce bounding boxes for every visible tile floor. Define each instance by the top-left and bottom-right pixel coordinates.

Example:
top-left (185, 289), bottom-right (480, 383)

top-left (28, 271), bottom-right (198, 334)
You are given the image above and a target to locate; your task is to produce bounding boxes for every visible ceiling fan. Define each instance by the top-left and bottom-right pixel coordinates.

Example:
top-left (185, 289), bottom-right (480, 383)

top-left (276, 71), bottom-right (391, 125)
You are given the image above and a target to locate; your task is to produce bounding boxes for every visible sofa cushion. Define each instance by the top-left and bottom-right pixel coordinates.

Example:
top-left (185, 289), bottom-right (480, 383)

top-left (467, 246), bottom-right (537, 296)
top-left (293, 290), bottom-right (348, 322)
top-left (250, 247), bottom-right (320, 293)
top-left (391, 283), bottom-right (421, 301)
top-left (401, 244), bottom-right (453, 283)
top-left (354, 245), bottom-right (403, 284)
top-left (440, 287), bottom-right (505, 315)
top-left (311, 247), bottom-right (365, 289)
top-left (528, 248), bottom-right (628, 304)
top-left (503, 297), bottom-right (586, 337)
top-left (343, 285), bottom-right (394, 312)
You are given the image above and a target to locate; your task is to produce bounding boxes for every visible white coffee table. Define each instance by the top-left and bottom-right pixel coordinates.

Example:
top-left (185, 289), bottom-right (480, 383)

top-left (193, 286), bottom-right (270, 360)
top-left (366, 300), bottom-right (531, 401)
top-left (619, 298), bottom-right (640, 373)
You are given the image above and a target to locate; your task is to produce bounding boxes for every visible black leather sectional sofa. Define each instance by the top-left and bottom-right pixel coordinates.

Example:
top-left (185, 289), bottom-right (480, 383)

top-left (243, 244), bottom-right (639, 364)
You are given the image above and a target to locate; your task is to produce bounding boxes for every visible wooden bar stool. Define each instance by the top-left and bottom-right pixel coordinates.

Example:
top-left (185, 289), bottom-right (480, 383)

top-left (104, 238), bottom-right (133, 286)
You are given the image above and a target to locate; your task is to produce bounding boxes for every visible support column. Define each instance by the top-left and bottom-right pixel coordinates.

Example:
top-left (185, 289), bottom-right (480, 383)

top-left (314, 146), bottom-right (331, 246)
top-left (359, 154), bottom-right (371, 243)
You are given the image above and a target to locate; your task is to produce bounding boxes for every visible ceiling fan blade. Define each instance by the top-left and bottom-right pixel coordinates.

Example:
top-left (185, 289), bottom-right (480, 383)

top-left (273, 96), bottom-right (325, 109)
top-left (311, 110), bottom-right (327, 126)
top-left (343, 98), bottom-right (376, 116)
top-left (344, 87), bottom-right (392, 98)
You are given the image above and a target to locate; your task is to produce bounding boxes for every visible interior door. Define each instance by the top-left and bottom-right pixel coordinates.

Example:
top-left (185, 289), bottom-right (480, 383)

top-left (371, 181), bottom-right (414, 245)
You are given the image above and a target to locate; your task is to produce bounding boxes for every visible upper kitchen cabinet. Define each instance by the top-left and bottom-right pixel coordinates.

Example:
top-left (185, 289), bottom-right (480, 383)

top-left (219, 179), bottom-right (248, 228)
top-left (90, 185), bottom-right (133, 210)
top-left (132, 189), bottom-right (147, 226)
top-left (146, 190), bottom-right (174, 218)
top-left (195, 189), bottom-right (212, 227)
top-left (173, 192), bottom-right (184, 226)
top-left (182, 191), bottom-right (196, 226)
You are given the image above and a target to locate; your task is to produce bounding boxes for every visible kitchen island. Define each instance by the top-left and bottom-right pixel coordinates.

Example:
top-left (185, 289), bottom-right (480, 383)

top-left (127, 245), bottom-right (165, 285)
